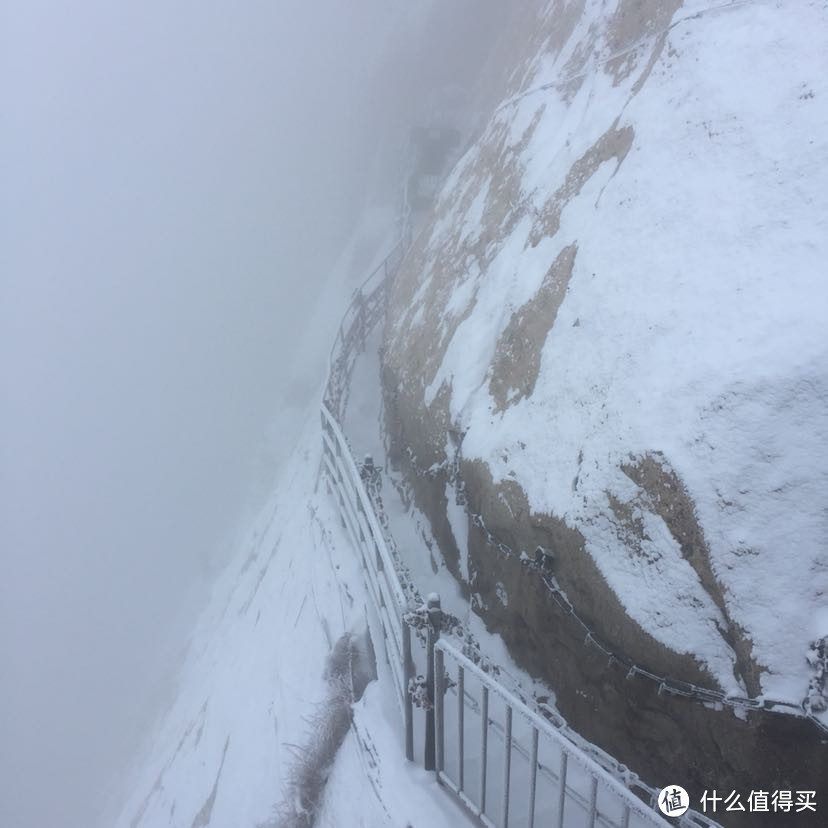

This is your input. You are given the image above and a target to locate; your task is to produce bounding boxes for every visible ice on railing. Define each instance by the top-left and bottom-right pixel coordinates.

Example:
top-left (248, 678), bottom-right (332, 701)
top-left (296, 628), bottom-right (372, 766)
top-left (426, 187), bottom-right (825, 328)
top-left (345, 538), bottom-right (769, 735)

top-left (320, 402), bottom-right (410, 713)
top-left (434, 642), bottom-right (682, 828)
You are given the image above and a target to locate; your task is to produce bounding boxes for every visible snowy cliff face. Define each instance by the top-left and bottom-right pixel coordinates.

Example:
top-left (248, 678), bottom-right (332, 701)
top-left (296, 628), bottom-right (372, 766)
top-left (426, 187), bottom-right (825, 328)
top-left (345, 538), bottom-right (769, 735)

top-left (383, 0), bottom-right (828, 802)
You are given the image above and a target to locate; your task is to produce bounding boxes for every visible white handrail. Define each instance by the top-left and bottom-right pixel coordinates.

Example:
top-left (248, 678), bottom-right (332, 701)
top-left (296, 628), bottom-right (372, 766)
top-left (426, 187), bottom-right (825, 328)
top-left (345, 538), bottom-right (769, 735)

top-left (321, 403), bottom-right (408, 615)
top-left (435, 640), bottom-right (675, 828)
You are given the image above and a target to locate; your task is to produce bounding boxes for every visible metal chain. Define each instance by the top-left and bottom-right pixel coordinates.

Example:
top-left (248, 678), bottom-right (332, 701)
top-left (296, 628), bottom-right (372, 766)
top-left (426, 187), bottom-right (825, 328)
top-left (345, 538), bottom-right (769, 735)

top-left (467, 508), bottom-right (828, 735)
top-left (400, 433), bottom-right (828, 731)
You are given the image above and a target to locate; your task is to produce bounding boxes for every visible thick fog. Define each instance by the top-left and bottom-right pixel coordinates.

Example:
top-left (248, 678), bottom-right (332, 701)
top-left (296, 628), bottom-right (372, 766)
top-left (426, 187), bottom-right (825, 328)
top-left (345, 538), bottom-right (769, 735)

top-left (0, 2), bottom-right (506, 826)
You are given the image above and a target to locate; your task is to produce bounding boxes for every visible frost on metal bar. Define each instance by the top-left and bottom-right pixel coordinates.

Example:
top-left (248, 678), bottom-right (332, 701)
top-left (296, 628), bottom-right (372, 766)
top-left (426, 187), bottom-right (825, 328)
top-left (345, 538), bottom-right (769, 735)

top-left (433, 640), bottom-right (677, 828)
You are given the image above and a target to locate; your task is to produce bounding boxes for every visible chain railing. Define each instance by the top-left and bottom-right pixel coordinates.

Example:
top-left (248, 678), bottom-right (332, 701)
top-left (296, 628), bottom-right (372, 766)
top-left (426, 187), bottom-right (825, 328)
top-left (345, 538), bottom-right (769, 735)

top-left (397, 433), bottom-right (828, 735)
top-left (318, 235), bottom-right (725, 828)
top-left (468, 504), bottom-right (828, 735)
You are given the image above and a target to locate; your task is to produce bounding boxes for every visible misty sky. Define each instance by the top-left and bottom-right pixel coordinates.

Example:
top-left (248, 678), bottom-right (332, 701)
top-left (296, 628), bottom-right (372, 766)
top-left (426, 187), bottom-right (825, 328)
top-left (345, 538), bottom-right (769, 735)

top-left (0, 2), bottom-right (505, 826)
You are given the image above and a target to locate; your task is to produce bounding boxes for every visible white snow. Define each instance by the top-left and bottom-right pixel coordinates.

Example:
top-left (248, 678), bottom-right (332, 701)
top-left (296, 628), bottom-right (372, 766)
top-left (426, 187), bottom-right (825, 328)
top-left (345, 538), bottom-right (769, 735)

top-left (407, 0), bottom-right (828, 704)
top-left (445, 480), bottom-right (470, 583)
top-left (111, 412), bottom-right (469, 828)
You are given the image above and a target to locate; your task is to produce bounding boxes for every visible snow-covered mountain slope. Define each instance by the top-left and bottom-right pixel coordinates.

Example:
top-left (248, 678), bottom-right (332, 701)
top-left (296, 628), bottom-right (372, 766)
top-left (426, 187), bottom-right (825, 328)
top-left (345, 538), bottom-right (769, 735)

top-left (380, 0), bottom-right (828, 810)
top-left (112, 416), bottom-right (465, 828)
top-left (386, 0), bottom-right (827, 708)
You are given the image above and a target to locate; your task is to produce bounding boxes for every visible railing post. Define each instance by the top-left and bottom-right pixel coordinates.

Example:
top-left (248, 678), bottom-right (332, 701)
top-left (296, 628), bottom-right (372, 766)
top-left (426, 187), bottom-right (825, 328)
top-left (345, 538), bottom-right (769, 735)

top-left (556, 751), bottom-right (568, 828)
top-left (528, 727), bottom-right (539, 828)
top-left (502, 705), bottom-right (513, 828)
top-left (402, 618), bottom-right (414, 762)
top-left (587, 776), bottom-right (598, 828)
top-left (424, 593), bottom-right (442, 771)
top-left (480, 685), bottom-right (489, 814)
top-left (621, 803), bottom-right (631, 828)
top-left (434, 646), bottom-right (445, 776)
top-left (458, 665), bottom-right (465, 793)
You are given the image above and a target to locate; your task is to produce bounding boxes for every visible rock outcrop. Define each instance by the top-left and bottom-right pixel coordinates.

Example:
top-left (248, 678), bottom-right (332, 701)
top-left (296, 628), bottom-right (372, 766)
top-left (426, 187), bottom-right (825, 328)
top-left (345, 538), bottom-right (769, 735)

top-left (381, 1), bottom-right (828, 821)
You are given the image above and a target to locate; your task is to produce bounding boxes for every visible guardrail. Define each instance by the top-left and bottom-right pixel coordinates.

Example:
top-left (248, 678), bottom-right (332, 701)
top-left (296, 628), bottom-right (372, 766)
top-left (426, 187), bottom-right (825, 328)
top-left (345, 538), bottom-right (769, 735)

top-left (435, 642), bottom-right (680, 828)
top-left (319, 238), bottom-right (720, 828)
top-left (320, 401), bottom-right (408, 709)
top-left (324, 231), bottom-right (409, 424)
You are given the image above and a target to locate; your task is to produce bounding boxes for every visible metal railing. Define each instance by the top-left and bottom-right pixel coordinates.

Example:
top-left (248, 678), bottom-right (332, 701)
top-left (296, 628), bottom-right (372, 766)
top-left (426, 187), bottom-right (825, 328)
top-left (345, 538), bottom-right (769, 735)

top-left (320, 402), bottom-right (407, 709)
top-left (435, 642), bottom-right (678, 828)
top-left (324, 230), bottom-right (410, 424)
top-left (319, 238), bottom-right (720, 828)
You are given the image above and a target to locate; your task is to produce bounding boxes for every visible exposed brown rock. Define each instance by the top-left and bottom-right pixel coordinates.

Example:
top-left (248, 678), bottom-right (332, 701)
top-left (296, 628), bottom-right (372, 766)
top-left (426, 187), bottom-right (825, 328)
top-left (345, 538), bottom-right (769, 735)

top-left (385, 106), bottom-right (544, 398)
top-left (460, 459), bottom-right (718, 688)
top-left (489, 243), bottom-right (578, 411)
top-left (529, 118), bottom-right (635, 246)
top-left (620, 452), bottom-right (764, 695)
top-left (605, 0), bottom-right (682, 89)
